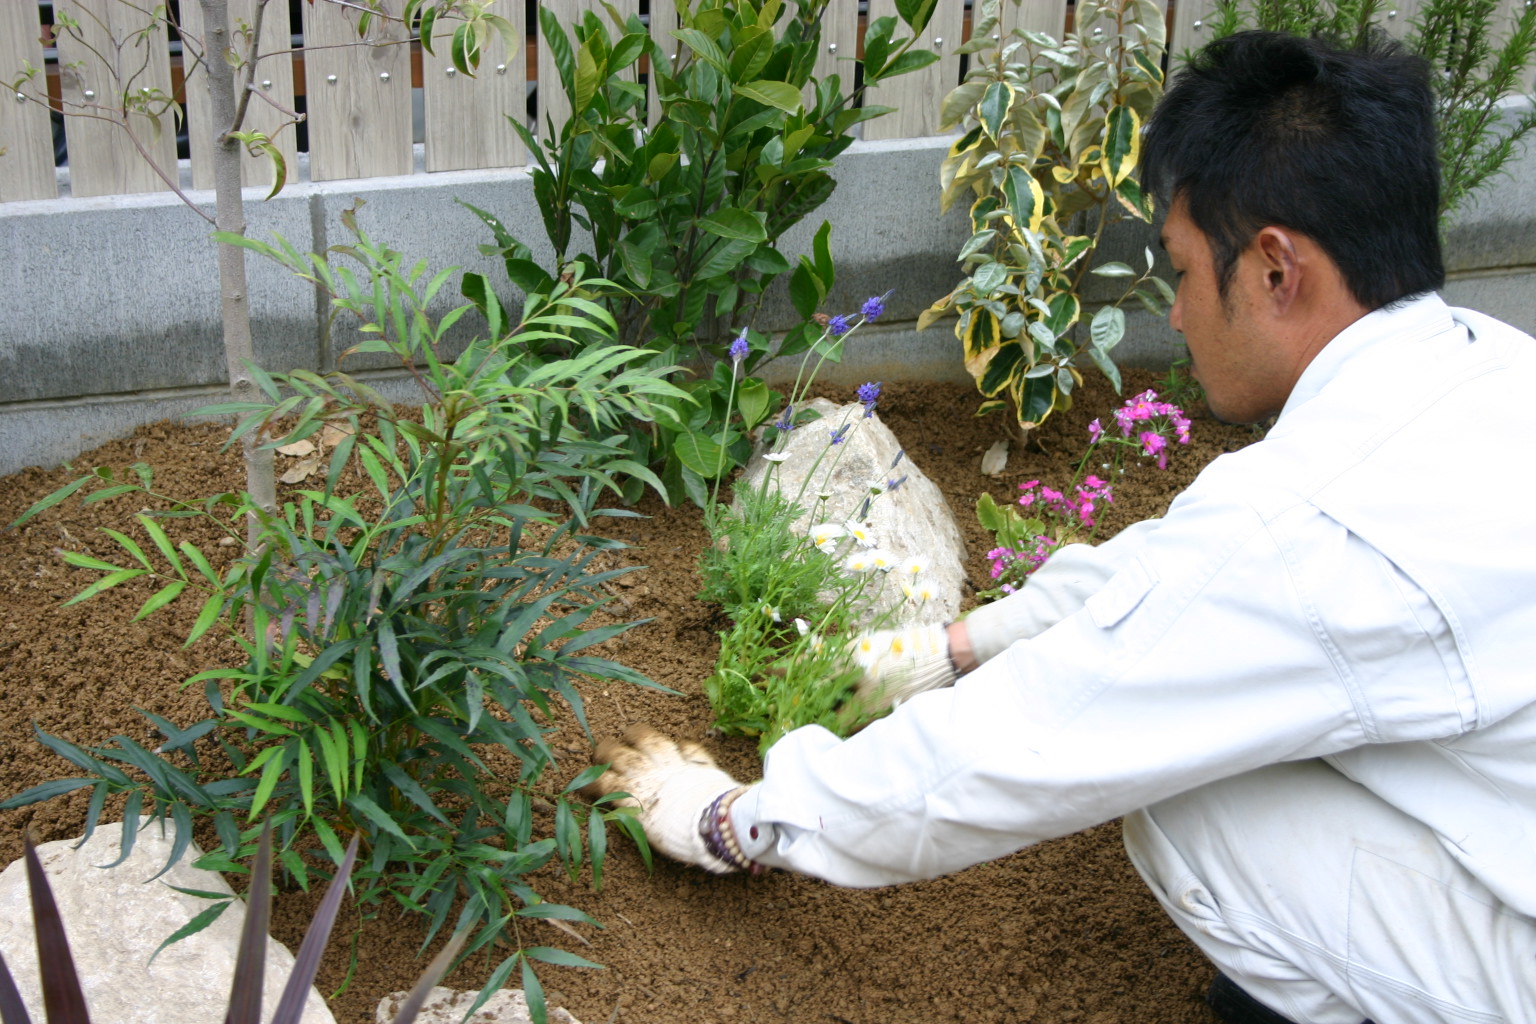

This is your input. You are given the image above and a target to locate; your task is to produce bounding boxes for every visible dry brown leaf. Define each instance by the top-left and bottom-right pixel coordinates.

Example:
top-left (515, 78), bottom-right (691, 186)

top-left (279, 455), bottom-right (323, 484)
top-left (276, 439), bottom-right (316, 457)
top-left (980, 439), bottom-right (1010, 476)
top-left (320, 422), bottom-right (354, 447)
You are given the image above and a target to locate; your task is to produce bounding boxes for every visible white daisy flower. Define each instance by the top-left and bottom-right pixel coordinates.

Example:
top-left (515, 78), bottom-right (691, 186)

top-left (868, 549), bottom-right (896, 572)
top-left (762, 604), bottom-right (781, 622)
top-left (851, 633), bottom-right (886, 667)
top-left (844, 519), bottom-right (877, 548)
top-left (843, 551), bottom-right (876, 573)
top-left (898, 555), bottom-right (929, 577)
top-left (809, 522), bottom-right (846, 553)
top-left (794, 617), bottom-right (811, 636)
top-left (902, 579), bottom-right (937, 604)
top-left (763, 451), bottom-right (791, 463)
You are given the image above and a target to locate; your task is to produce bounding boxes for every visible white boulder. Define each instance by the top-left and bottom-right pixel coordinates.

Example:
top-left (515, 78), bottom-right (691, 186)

top-left (736, 398), bottom-right (967, 626)
top-left (0, 820), bottom-right (334, 1024)
top-left (376, 986), bottom-right (581, 1023)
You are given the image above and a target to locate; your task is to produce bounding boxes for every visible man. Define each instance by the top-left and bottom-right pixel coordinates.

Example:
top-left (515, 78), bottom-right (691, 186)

top-left (590, 31), bottom-right (1536, 1024)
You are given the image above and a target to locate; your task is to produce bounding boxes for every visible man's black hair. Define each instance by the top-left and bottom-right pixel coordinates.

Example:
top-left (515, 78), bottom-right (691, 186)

top-left (1142, 31), bottom-right (1444, 310)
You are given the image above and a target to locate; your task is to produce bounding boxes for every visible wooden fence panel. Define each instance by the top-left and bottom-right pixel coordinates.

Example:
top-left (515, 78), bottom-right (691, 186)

top-left (535, 0), bottom-right (642, 140)
top-left (52, 0), bottom-right (178, 197)
top-left (421, 0), bottom-right (526, 171)
top-left (810, 0), bottom-right (862, 94)
top-left (1166, 0), bottom-right (1216, 64)
top-left (648, 0), bottom-right (683, 128)
top-left (180, 0), bottom-right (298, 192)
top-left (301, 0), bottom-right (413, 182)
top-left (1, 3), bottom-right (57, 202)
top-left (861, 0), bottom-right (967, 140)
top-left (998, 0), bottom-right (1071, 41)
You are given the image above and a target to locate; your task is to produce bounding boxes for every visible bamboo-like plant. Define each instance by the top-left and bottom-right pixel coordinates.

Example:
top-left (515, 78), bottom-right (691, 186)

top-left (4, 211), bottom-right (687, 1017)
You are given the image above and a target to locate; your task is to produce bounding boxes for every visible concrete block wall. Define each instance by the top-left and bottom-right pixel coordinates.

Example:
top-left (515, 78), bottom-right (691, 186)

top-left (3, 134), bottom-right (1534, 477)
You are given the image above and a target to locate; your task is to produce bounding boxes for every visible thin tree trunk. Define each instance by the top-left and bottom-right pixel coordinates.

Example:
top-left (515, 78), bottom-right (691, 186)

top-left (201, 0), bottom-right (275, 544)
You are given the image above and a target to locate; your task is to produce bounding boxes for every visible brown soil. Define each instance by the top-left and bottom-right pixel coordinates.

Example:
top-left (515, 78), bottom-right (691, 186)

top-left (0, 371), bottom-right (1259, 1024)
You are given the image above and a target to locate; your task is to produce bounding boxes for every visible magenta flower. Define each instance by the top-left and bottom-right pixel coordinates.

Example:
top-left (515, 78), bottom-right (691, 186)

top-left (1088, 418), bottom-right (1104, 443)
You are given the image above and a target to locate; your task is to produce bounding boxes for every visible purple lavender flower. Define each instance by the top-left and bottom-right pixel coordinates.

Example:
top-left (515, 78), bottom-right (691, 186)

top-left (829, 423), bottom-right (851, 445)
top-left (828, 314), bottom-right (853, 337)
top-left (861, 294), bottom-right (886, 321)
top-left (729, 329), bottom-right (749, 366)
top-left (774, 405), bottom-right (795, 432)
top-left (857, 381), bottom-right (882, 418)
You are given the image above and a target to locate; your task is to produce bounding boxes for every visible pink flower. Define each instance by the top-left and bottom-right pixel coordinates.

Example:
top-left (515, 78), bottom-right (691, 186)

top-left (1087, 418), bottom-right (1104, 443)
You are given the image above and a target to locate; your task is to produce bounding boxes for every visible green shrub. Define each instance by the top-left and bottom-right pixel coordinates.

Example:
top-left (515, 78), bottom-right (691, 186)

top-left (924, 0), bottom-right (1171, 434)
top-left (4, 209), bottom-right (689, 1013)
top-left (463, 0), bottom-right (939, 501)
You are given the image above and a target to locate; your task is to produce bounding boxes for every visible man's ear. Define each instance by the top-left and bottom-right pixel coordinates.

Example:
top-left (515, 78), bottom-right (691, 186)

top-left (1252, 225), bottom-right (1303, 311)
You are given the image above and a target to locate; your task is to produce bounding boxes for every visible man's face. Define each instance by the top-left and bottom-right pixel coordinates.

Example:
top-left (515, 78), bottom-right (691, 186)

top-left (1161, 198), bottom-right (1289, 424)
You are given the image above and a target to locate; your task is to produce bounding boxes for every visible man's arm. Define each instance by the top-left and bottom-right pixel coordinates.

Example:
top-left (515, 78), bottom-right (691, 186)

top-left (853, 519), bottom-right (1162, 711)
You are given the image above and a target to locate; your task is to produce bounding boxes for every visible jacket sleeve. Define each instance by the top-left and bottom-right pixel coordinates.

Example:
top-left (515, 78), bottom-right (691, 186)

top-left (731, 484), bottom-right (1466, 887)
top-left (962, 519), bottom-right (1160, 664)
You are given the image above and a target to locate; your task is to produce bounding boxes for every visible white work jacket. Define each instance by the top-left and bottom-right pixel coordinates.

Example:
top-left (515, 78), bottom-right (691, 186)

top-left (734, 292), bottom-right (1536, 919)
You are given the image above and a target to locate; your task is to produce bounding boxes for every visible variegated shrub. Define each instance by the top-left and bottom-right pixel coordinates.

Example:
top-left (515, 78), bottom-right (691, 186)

top-left (922, 0), bottom-right (1172, 432)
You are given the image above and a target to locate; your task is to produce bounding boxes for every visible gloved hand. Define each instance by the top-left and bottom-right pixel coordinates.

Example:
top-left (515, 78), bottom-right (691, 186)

top-left (586, 725), bottom-right (755, 874)
top-left (847, 623), bottom-right (958, 714)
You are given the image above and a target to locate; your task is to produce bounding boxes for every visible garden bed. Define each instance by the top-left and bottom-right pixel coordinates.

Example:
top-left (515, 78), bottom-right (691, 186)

top-left (0, 371), bottom-right (1254, 1024)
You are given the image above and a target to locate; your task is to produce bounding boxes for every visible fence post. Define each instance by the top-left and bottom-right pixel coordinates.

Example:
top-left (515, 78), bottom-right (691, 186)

top-left (0, 3), bottom-right (57, 202)
top-left (534, 0), bottom-right (642, 140)
top-left (301, 0), bottom-right (413, 182)
top-left (421, 0), bottom-right (527, 171)
top-left (51, 0), bottom-right (178, 197)
top-left (862, 0), bottom-right (967, 141)
top-left (181, 0), bottom-right (299, 192)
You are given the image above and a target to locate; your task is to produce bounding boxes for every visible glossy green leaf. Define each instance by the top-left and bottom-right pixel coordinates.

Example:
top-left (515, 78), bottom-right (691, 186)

top-left (979, 81), bottom-right (1014, 141)
top-left (698, 208), bottom-right (767, 242)
top-left (1090, 305), bottom-right (1126, 352)
top-left (895, 0), bottom-right (937, 33)
top-left (1101, 104), bottom-right (1141, 187)
top-left (673, 429), bottom-right (727, 479)
top-left (1002, 165), bottom-right (1045, 235)
top-left (734, 79), bottom-right (803, 113)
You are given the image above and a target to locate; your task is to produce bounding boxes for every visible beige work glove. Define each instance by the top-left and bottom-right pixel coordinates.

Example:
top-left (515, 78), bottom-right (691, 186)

top-left (586, 726), bottom-right (753, 874)
top-left (847, 623), bottom-right (958, 714)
